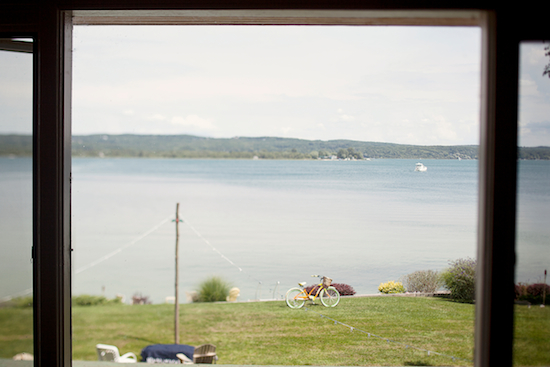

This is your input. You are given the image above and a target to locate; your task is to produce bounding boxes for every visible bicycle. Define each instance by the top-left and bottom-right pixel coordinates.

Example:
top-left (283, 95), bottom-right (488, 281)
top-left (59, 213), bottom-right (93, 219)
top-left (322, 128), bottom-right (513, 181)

top-left (285, 275), bottom-right (341, 308)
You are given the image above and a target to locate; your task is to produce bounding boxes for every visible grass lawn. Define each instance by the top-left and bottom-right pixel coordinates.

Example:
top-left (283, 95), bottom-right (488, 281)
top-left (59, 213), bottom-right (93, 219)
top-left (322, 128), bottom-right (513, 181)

top-left (1, 296), bottom-right (548, 366)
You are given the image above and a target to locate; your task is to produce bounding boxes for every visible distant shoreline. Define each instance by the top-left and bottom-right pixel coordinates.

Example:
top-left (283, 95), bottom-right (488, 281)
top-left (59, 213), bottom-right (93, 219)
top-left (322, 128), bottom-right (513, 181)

top-left (1, 133), bottom-right (549, 159)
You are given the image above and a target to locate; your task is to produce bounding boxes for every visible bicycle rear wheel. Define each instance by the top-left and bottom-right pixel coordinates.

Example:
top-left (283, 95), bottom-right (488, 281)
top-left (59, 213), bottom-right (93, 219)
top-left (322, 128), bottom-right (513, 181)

top-left (285, 287), bottom-right (307, 308)
top-left (320, 286), bottom-right (340, 307)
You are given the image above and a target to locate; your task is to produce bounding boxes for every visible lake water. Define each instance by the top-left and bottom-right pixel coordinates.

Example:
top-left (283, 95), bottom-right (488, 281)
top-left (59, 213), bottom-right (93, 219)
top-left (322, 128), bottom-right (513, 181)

top-left (1, 157), bottom-right (548, 303)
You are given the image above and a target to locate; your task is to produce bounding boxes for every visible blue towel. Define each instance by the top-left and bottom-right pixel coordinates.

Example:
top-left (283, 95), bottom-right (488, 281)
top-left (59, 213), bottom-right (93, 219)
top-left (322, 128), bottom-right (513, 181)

top-left (141, 344), bottom-right (195, 364)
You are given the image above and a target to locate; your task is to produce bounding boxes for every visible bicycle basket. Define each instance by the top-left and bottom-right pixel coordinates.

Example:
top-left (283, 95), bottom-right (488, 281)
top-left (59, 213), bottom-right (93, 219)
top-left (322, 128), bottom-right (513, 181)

top-left (322, 277), bottom-right (332, 287)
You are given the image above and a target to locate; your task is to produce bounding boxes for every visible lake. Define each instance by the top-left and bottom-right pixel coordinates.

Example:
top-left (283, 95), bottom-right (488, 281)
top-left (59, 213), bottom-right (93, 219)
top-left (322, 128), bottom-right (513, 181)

top-left (1, 157), bottom-right (548, 303)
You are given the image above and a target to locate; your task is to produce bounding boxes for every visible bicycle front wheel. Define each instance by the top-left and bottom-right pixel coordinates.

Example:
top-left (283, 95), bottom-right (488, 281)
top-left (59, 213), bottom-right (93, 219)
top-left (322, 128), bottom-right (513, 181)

top-left (285, 287), bottom-right (307, 308)
top-left (320, 286), bottom-right (340, 307)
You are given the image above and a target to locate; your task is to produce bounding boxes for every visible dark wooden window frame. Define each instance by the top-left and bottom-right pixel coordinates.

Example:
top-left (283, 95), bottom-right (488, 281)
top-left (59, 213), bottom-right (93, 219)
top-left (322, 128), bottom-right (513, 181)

top-left (2, 2), bottom-right (547, 367)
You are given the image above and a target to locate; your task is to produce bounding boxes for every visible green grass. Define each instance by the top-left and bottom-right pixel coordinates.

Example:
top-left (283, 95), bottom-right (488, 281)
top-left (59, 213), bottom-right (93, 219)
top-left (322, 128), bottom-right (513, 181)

top-left (0, 306), bottom-right (33, 358)
top-left (1, 297), bottom-right (548, 366)
top-left (514, 304), bottom-right (550, 366)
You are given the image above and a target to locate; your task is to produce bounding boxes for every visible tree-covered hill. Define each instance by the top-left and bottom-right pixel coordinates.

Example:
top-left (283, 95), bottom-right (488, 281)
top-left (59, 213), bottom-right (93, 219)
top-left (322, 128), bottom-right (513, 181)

top-left (1, 133), bottom-right (550, 160)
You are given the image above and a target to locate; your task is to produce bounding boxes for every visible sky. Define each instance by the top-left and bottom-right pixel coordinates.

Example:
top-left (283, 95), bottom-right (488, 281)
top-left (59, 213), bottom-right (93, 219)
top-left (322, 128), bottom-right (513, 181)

top-left (518, 42), bottom-right (550, 147)
top-left (1, 27), bottom-right (549, 146)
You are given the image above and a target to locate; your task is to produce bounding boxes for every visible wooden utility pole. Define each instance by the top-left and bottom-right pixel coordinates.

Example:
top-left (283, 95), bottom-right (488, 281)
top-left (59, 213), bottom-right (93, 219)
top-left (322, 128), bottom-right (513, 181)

top-left (544, 269), bottom-right (547, 306)
top-left (175, 203), bottom-right (180, 344)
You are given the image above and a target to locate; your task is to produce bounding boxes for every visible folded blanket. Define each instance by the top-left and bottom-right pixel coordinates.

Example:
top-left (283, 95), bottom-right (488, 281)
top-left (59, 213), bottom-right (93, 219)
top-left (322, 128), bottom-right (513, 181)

top-left (141, 344), bottom-right (195, 364)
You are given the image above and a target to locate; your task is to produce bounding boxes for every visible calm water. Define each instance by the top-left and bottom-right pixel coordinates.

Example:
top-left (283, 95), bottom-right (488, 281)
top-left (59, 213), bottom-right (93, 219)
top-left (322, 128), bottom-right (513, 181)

top-left (1, 157), bottom-right (548, 303)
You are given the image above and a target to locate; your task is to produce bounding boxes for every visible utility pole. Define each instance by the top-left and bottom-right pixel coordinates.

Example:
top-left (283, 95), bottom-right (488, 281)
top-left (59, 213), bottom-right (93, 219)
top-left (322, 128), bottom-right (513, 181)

top-left (543, 269), bottom-right (547, 307)
top-left (174, 203), bottom-right (181, 344)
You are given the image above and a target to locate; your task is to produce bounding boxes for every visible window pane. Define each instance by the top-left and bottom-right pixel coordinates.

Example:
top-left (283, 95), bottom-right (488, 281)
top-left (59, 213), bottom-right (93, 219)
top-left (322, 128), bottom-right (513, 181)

top-left (72, 25), bottom-right (479, 366)
top-left (514, 41), bottom-right (550, 366)
top-left (0, 40), bottom-right (34, 360)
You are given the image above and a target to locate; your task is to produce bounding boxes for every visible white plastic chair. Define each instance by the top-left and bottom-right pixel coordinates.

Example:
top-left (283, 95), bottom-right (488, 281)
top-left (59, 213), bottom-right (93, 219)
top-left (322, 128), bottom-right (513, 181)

top-left (96, 344), bottom-right (137, 363)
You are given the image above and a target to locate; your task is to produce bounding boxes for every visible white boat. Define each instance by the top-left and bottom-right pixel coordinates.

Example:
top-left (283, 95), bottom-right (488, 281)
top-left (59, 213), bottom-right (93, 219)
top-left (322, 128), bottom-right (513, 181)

top-left (414, 162), bottom-right (427, 172)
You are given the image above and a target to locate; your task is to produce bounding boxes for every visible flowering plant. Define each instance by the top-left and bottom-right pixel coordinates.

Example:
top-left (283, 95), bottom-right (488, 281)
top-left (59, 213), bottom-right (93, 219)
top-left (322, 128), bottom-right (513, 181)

top-left (304, 282), bottom-right (356, 296)
top-left (378, 281), bottom-right (405, 294)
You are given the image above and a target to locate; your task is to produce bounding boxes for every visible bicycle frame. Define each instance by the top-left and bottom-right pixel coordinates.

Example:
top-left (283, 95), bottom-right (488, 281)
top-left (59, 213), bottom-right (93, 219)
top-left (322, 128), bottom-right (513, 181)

top-left (286, 275), bottom-right (340, 308)
top-left (296, 282), bottom-right (325, 301)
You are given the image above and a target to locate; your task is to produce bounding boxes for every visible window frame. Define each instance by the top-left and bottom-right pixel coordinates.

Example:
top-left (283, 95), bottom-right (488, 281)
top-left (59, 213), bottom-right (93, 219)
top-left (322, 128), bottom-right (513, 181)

top-left (0, 3), bottom-right (536, 367)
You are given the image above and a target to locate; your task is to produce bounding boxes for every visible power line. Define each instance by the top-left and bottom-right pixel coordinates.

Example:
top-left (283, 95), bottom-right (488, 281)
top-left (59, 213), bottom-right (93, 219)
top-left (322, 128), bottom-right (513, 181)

top-left (181, 216), bottom-right (264, 286)
top-left (75, 215), bottom-right (173, 274)
top-left (1, 215), bottom-right (173, 303)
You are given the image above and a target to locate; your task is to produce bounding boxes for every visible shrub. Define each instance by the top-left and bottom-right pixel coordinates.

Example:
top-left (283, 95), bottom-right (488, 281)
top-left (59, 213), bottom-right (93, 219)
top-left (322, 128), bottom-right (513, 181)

top-left (515, 282), bottom-right (528, 299)
top-left (304, 283), bottom-right (356, 296)
top-left (515, 282), bottom-right (550, 304)
top-left (378, 281), bottom-right (405, 294)
top-left (332, 283), bottom-right (356, 296)
top-left (131, 293), bottom-right (151, 305)
top-left (195, 276), bottom-right (231, 302)
top-left (441, 257), bottom-right (476, 302)
top-left (401, 270), bottom-right (442, 293)
top-left (73, 295), bottom-right (107, 306)
top-left (12, 296), bottom-right (33, 308)
top-left (73, 294), bottom-right (123, 306)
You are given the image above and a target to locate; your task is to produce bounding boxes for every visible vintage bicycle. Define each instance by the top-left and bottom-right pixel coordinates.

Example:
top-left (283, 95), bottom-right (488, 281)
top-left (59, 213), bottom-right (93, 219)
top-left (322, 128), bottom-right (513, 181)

top-left (285, 275), bottom-right (341, 308)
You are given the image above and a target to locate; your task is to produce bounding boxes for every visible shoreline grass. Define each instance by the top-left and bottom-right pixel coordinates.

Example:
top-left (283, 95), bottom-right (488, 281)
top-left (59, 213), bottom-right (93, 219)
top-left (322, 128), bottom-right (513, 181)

top-left (1, 296), bottom-right (548, 366)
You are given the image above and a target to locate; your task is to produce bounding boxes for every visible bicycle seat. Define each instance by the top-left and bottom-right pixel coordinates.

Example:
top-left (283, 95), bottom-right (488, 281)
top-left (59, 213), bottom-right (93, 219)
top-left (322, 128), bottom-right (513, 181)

top-left (298, 282), bottom-right (307, 287)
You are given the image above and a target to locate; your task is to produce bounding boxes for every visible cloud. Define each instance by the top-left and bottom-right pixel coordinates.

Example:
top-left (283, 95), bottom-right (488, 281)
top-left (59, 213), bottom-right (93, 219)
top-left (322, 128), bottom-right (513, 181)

top-left (519, 121), bottom-right (550, 146)
top-left (337, 108), bottom-right (356, 122)
top-left (524, 43), bottom-right (547, 66)
top-left (65, 25), bottom-right (485, 145)
top-left (434, 116), bottom-right (459, 141)
top-left (519, 77), bottom-right (540, 97)
top-left (340, 114), bottom-right (355, 121)
top-left (149, 113), bottom-right (166, 121)
top-left (170, 115), bottom-right (215, 130)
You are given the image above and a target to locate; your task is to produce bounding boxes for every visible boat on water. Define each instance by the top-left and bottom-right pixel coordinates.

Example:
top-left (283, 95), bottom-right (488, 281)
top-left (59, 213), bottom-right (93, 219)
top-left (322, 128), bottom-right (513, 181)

top-left (414, 162), bottom-right (427, 172)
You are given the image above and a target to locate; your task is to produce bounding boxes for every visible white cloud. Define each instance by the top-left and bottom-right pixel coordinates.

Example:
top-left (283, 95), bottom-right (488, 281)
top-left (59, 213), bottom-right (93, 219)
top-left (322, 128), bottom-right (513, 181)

top-left (434, 117), bottom-right (459, 141)
top-left (519, 77), bottom-right (540, 97)
top-left (340, 114), bottom-right (355, 121)
top-left (525, 44), bottom-right (547, 66)
top-left (336, 108), bottom-right (355, 122)
top-left (64, 25), bottom-right (485, 145)
top-left (149, 113), bottom-right (166, 121)
top-left (170, 115), bottom-right (215, 130)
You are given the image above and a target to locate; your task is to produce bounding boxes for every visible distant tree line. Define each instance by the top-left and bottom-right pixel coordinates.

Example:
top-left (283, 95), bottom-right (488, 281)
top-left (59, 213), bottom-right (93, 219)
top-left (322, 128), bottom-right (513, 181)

top-left (1, 133), bottom-right (550, 160)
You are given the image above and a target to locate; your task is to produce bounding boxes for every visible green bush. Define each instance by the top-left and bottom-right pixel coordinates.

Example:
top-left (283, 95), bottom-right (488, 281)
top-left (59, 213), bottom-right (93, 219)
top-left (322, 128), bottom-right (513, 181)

top-left (72, 294), bottom-right (123, 306)
top-left (378, 281), bottom-right (405, 294)
top-left (195, 276), bottom-right (231, 302)
top-left (401, 270), bottom-right (442, 293)
top-left (441, 257), bottom-right (476, 302)
top-left (515, 282), bottom-right (550, 304)
top-left (12, 296), bottom-right (33, 308)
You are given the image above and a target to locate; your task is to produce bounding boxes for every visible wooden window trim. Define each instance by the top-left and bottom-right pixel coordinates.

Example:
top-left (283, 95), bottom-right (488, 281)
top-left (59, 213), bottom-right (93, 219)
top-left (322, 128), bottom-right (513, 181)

top-left (0, 4), bottom-right (528, 367)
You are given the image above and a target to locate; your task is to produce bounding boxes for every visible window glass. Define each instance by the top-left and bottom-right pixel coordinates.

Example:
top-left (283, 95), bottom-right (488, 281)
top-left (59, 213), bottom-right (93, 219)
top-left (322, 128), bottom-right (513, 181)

top-left (0, 40), bottom-right (34, 360)
top-left (72, 26), bottom-right (480, 365)
top-left (514, 41), bottom-right (550, 366)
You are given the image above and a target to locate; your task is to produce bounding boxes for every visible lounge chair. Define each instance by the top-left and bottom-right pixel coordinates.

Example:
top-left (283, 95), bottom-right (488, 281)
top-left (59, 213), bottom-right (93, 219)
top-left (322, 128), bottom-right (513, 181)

top-left (193, 344), bottom-right (218, 364)
top-left (176, 344), bottom-right (217, 364)
top-left (176, 353), bottom-right (194, 364)
top-left (96, 344), bottom-right (137, 363)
